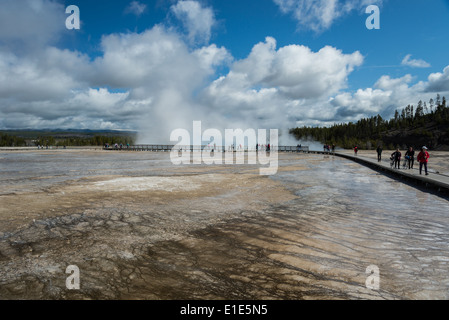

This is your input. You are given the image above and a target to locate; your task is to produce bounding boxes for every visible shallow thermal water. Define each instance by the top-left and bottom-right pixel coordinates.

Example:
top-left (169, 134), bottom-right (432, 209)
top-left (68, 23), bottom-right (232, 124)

top-left (1, 150), bottom-right (449, 299)
top-left (0, 150), bottom-right (175, 195)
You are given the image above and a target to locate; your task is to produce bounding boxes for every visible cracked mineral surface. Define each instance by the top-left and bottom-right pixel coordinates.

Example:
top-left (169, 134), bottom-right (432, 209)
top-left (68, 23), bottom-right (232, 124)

top-left (1, 149), bottom-right (449, 299)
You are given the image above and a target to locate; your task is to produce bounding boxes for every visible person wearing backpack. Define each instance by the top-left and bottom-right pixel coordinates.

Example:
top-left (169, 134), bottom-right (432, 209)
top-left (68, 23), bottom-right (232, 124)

top-left (405, 147), bottom-right (415, 169)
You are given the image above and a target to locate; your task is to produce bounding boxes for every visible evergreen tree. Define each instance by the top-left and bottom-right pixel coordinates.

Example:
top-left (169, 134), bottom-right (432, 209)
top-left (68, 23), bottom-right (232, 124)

top-left (415, 102), bottom-right (424, 118)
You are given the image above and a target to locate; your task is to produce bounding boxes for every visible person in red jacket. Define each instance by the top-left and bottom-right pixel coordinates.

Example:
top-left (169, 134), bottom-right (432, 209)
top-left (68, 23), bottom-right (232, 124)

top-left (417, 146), bottom-right (430, 175)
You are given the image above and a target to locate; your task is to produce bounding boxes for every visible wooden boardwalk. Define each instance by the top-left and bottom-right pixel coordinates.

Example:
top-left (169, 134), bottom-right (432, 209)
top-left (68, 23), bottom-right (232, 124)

top-left (312, 150), bottom-right (449, 195)
top-left (104, 145), bottom-right (310, 153)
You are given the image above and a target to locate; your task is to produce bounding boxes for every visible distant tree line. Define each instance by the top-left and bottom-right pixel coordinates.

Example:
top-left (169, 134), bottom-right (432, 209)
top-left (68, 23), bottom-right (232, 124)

top-left (0, 132), bottom-right (135, 147)
top-left (0, 132), bottom-right (27, 147)
top-left (37, 135), bottom-right (136, 147)
top-left (290, 94), bottom-right (449, 150)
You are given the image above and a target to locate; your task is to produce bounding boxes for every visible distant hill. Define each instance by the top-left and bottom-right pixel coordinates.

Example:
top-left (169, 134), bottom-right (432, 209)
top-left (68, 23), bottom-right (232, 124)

top-left (290, 94), bottom-right (449, 151)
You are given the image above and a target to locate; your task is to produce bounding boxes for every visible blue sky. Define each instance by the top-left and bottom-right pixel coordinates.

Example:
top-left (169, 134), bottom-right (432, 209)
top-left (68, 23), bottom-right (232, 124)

top-left (1, 0), bottom-right (449, 142)
top-left (60, 0), bottom-right (448, 87)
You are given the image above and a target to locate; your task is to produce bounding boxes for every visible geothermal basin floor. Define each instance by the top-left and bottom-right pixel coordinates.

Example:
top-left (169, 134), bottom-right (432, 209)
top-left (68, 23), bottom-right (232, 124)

top-left (1, 150), bottom-right (449, 299)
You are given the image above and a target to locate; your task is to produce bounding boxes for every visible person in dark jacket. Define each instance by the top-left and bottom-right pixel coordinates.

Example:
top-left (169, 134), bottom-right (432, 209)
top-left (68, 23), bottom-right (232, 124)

top-left (417, 146), bottom-right (430, 175)
top-left (405, 147), bottom-right (415, 169)
top-left (391, 149), bottom-right (401, 169)
top-left (376, 146), bottom-right (383, 162)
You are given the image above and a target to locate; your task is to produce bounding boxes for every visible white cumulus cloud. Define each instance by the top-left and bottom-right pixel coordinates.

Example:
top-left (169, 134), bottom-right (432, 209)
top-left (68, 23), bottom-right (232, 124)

top-left (425, 66), bottom-right (449, 92)
top-left (202, 36), bottom-right (363, 106)
top-left (0, 0), bottom-right (66, 51)
top-left (273, 0), bottom-right (382, 32)
top-left (125, 1), bottom-right (147, 16)
top-left (170, 0), bottom-right (216, 45)
top-left (401, 54), bottom-right (431, 68)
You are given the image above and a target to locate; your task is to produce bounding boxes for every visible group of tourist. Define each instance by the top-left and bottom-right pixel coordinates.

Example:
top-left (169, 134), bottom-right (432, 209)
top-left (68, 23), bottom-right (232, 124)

top-left (375, 145), bottom-right (430, 175)
top-left (255, 144), bottom-right (271, 152)
top-left (37, 145), bottom-right (66, 150)
top-left (323, 144), bottom-right (336, 152)
top-left (104, 143), bottom-right (130, 150)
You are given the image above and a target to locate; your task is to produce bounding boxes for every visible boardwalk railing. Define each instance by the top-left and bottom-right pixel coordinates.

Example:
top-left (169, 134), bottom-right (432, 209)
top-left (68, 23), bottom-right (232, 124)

top-left (104, 145), bottom-right (310, 153)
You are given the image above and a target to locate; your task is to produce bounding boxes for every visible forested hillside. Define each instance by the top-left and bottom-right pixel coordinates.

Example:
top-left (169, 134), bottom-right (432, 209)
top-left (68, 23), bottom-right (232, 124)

top-left (290, 94), bottom-right (449, 150)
